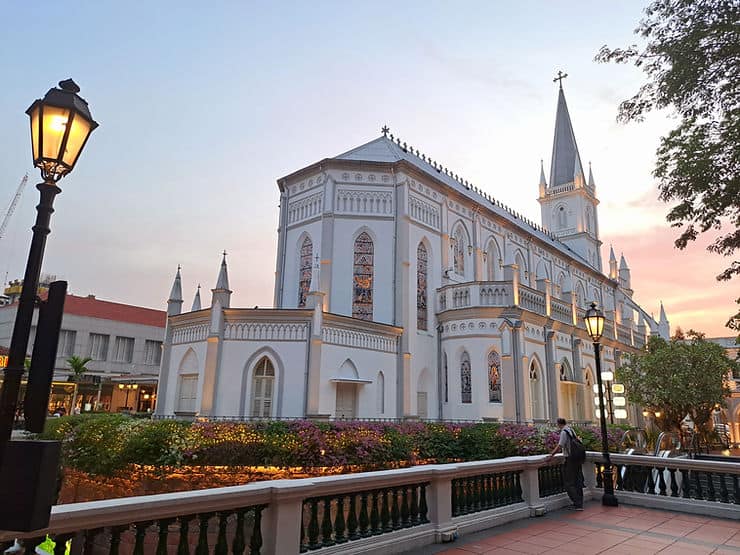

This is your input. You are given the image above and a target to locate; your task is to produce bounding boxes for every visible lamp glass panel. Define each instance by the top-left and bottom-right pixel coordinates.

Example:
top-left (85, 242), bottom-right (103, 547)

top-left (614, 409), bottom-right (628, 419)
top-left (613, 396), bottom-right (626, 407)
top-left (29, 104), bottom-right (40, 161)
top-left (601, 371), bottom-right (614, 382)
top-left (612, 383), bottom-right (625, 394)
top-left (41, 106), bottom-right (71, 161)
top-left (61, 113), bottom-right (92, 167)
top-left (594, 397), bottom-right (601, 406)
top-left (592, 384), bottom-right (603, 394)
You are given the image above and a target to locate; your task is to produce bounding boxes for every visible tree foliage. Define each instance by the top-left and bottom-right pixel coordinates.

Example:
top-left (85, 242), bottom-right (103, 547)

top-left (596, 0), bottom-right (740, 283)
top-left (617, 334), bottom-right (737, 437)
top-left (66, 355), bottom-right (92, 382)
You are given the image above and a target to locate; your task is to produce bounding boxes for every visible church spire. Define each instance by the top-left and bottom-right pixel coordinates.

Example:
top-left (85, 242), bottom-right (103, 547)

top-left (167, 265), bottom-right (183, 317)
top-left (588, 162), bottom-right (595, 188)
top-left (191, 284), bottom-right (202, 312)
top-left (538, 159), bottom-right (547, 196)
top-left (658, 301), bottom-right (670, 339)
top-left (609, 245), bottom-right (618, 280)
top-left (211, 251), bottom-right (232, 309)
top-left (549, 84), bottom-right (586, 189)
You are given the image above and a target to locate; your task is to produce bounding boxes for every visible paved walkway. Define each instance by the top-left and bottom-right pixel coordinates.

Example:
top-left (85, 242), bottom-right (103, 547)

top-left (407, 502), bottom-right (740, 554)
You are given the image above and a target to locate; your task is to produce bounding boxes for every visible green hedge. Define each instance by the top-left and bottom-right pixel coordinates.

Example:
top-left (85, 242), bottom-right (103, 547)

top-left (38, 415), bottom-right (624, 477)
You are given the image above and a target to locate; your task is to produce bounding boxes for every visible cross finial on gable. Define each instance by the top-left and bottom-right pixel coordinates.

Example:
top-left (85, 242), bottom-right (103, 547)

top-left (381, 125), bottom-right (389, 136)
top-left (553, 70), bottom-right (568, 89)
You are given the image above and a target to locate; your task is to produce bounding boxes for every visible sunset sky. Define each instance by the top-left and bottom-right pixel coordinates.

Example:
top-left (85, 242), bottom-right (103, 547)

top-left (0, 1), bottom-right (735, 337)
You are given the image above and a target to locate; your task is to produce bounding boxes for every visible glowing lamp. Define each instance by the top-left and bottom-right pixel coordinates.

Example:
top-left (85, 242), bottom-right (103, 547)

top-left (614, 409), bottom-right (628, 420)
top-left (611, 383), bottom-right (625, 394)
top-left (654, 411), bottom-right (662, 418)
top-left (584, 302), bottom-right (605, 342)
top-left (594, 397), bottom-right (601, 406)
top-left (118, 383), bottom-right (124, 389)
top-left (26, 79), bottom-right (98, 182)
top-left (642, 410), bottom-right (650, 417)
top-left (613, 396), bottom-right (626, 407)
top-left (601, 371), bottom-right (614, 382)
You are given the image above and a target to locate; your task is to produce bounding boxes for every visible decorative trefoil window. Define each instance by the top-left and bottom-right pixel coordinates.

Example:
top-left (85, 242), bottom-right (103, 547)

top-left (488, 350), bottom-right (502, 403)
top-left (298, 236), bottom-right (313, 308)
top-left (461, 352), bottom-right (472, 404)
top-left (352, 232), bottom-right (374, 320)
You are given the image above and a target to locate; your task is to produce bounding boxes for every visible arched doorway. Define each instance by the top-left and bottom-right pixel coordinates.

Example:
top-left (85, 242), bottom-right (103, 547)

top-left (558, 358), bottom-right (578, 421)
top-left (335, 360), bottom-right (359, 419)
top-left (529, 358), bottom-right (546, 421)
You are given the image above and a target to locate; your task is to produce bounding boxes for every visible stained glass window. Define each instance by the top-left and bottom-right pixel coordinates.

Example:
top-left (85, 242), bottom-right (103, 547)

top-left (417, 242), bottom-right (428, 330)
top-left (461, 352), bottom-right (472, 404)
top-left (488, 350), bottom-right (502, 403)
top-left (298, 236), bottom-right (313, 308)
top-left (352, 232), bottom-right (374, 320)
top-left (453, 226), bottom-right (466, 275)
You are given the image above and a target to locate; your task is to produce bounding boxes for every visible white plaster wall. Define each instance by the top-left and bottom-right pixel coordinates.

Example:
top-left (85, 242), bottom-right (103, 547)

top-left (317, 343), bottom-right (397, 418)
top-left (440, 325), bottom-right (506, 421)
top-left (216, 339), bottom-right (309, 417)
top-left (331, 219), bottom-right (395, 324)
top-left (166, 342), bottom-right (208, 414)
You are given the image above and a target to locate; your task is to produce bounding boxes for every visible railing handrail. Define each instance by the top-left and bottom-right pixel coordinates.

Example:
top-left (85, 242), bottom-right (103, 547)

top-left (586, 451), bottom-right (740, 474)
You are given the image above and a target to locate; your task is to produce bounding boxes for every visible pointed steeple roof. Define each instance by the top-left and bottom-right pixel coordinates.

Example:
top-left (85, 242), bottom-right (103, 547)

top-left (549, 86), bottom-right (586, 188)
top-left (539, 159), bottom-right (547, 187)
top-left (168, 265), bottom-right (183, 302)
top-left (609, 245), bottom-right (616, 262)
top-left (215, 251), bottom-right (230, 291)
top-left (191, 284), bottom-right (201, 311)
top-left (659, 302), bottom-right (668, 323)
top-left (619, 253), bottom-right (629, 270)
top-left (588, 162), bottom-right (595, 188)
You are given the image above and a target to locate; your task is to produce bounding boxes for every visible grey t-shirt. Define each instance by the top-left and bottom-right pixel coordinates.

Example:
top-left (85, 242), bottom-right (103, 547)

top-left (558, 426), bottom-right (574, 457)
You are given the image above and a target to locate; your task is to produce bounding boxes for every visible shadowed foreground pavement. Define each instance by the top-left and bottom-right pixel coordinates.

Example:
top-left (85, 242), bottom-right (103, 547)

top-left (404, 502), bottom-right (740, 554)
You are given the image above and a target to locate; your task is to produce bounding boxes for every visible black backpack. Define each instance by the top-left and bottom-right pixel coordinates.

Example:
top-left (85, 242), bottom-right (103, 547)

top-left (566, 428), bottom-right (586, 463)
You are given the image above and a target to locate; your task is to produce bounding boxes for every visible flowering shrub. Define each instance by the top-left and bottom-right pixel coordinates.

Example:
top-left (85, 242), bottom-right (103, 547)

top-left (39, 416), bottom-right (625, 477)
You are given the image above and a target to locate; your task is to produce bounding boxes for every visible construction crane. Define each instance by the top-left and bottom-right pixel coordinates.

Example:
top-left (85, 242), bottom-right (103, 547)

top-left (0, 174), bottom-right (29, 242)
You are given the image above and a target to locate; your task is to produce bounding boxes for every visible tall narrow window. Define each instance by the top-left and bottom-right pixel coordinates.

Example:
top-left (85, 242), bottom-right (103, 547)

top-left (377, 371), bottom-right (385, 414)
top-left (251, 357), bottom-right (275, 417)
top-left (460, 352), bottom-right (472, 404)
top-left (298, 236), bottom-right (313, 308)
top-left (352, 232), bottom-right (374, 320)
top-left (453, 226), bottom-right (466, 275)
top-left (416, 242), bottom-right (428, 330)
top-left (488, 350), bottom-right (502, 403)
top-left (444, 352), bottom-right (449, 403)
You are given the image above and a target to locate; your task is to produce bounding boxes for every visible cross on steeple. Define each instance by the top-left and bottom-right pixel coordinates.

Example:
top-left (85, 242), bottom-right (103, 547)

top-left (381, 125), bottom-right (389, 136)
top-left (553, 70), bottom-right (568, 89)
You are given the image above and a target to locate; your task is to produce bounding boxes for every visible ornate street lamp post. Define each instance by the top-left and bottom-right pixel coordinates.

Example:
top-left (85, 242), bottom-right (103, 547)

top-left (0, 79), bottom-right (98, 467)
top-left (584, 302), bottom-right (618, 507)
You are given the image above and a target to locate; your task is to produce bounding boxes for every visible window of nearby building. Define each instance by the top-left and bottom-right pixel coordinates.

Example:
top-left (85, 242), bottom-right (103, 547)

top-left (113, 336), bottom-right (134, 363)
top-left (57, 330), bottom-right (76, 357)
top-left (488, 350), bottom-right (502, 403)
top-left (416, 242), bottom-right (428, 330)
top-left (251, 357), bottom-right (275, 417)
top-left (298, 235), bottom-right (313, 308)
top-left (144, 340), bottom-right (162, 365)
top-left (352, 232), bottom-right (374, 321)
top-left (87, 333), bottom-right (110, 361)
top-left (461, 352), bottom-right (472, 404)
top-left (177, 374), bottom-right (198, 413)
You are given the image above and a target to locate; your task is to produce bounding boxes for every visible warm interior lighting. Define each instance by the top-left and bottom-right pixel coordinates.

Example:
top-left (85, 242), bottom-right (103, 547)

top-left (654, 411), bottom-right (662, 418)
top-left (642, 410), bottom-right (650, 417)
top-left (118, 383), bottom-right (124, 389)
top-left (132, 384), bottom-right (138, 390)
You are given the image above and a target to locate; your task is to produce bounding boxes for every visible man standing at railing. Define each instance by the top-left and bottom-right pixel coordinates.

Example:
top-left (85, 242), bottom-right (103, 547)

top-left (546, 417), bottom-right (584, 510)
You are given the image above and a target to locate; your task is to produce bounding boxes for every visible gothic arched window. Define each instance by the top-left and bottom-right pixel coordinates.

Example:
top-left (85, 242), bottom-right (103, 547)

top-left (251, 357), bottom-right (275, 417)
top-left (453, 226), bottom-right (466, 275)
top-left (488, 350), bottom-right (502, 403)
top-left (557, 205), bottom-right (567, 229)
top-left (461, 352), bottom-right (472, 404)
top-left (417, 242), bottom-right (428, 330)
top-left (352, 232), bottom-right (374, 320)
top-left (298, 236), bottom-right (313, 308)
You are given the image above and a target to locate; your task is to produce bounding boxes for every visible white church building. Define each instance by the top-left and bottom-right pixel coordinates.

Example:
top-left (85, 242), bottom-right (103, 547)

top-left (155, 84), bottom-right (669, 424)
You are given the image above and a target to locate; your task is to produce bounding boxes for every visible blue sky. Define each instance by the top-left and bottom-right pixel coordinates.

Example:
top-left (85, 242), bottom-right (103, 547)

top-left (0, 1), bottom-right (734, 334)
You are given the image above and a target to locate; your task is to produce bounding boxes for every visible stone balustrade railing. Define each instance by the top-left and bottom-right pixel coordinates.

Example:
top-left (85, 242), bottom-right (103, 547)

top-left (2, 454), bottom-right (739, 554)
top-left (437, 282), bottom-right (647, 349)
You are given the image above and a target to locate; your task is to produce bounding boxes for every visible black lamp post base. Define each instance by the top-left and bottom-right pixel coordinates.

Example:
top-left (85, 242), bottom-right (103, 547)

top-left (602, 493), bottom-right (619, 507)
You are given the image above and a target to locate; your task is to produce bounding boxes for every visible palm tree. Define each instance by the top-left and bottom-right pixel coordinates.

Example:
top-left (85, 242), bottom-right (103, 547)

top-left (67, 355), bottom-right (92, 413)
